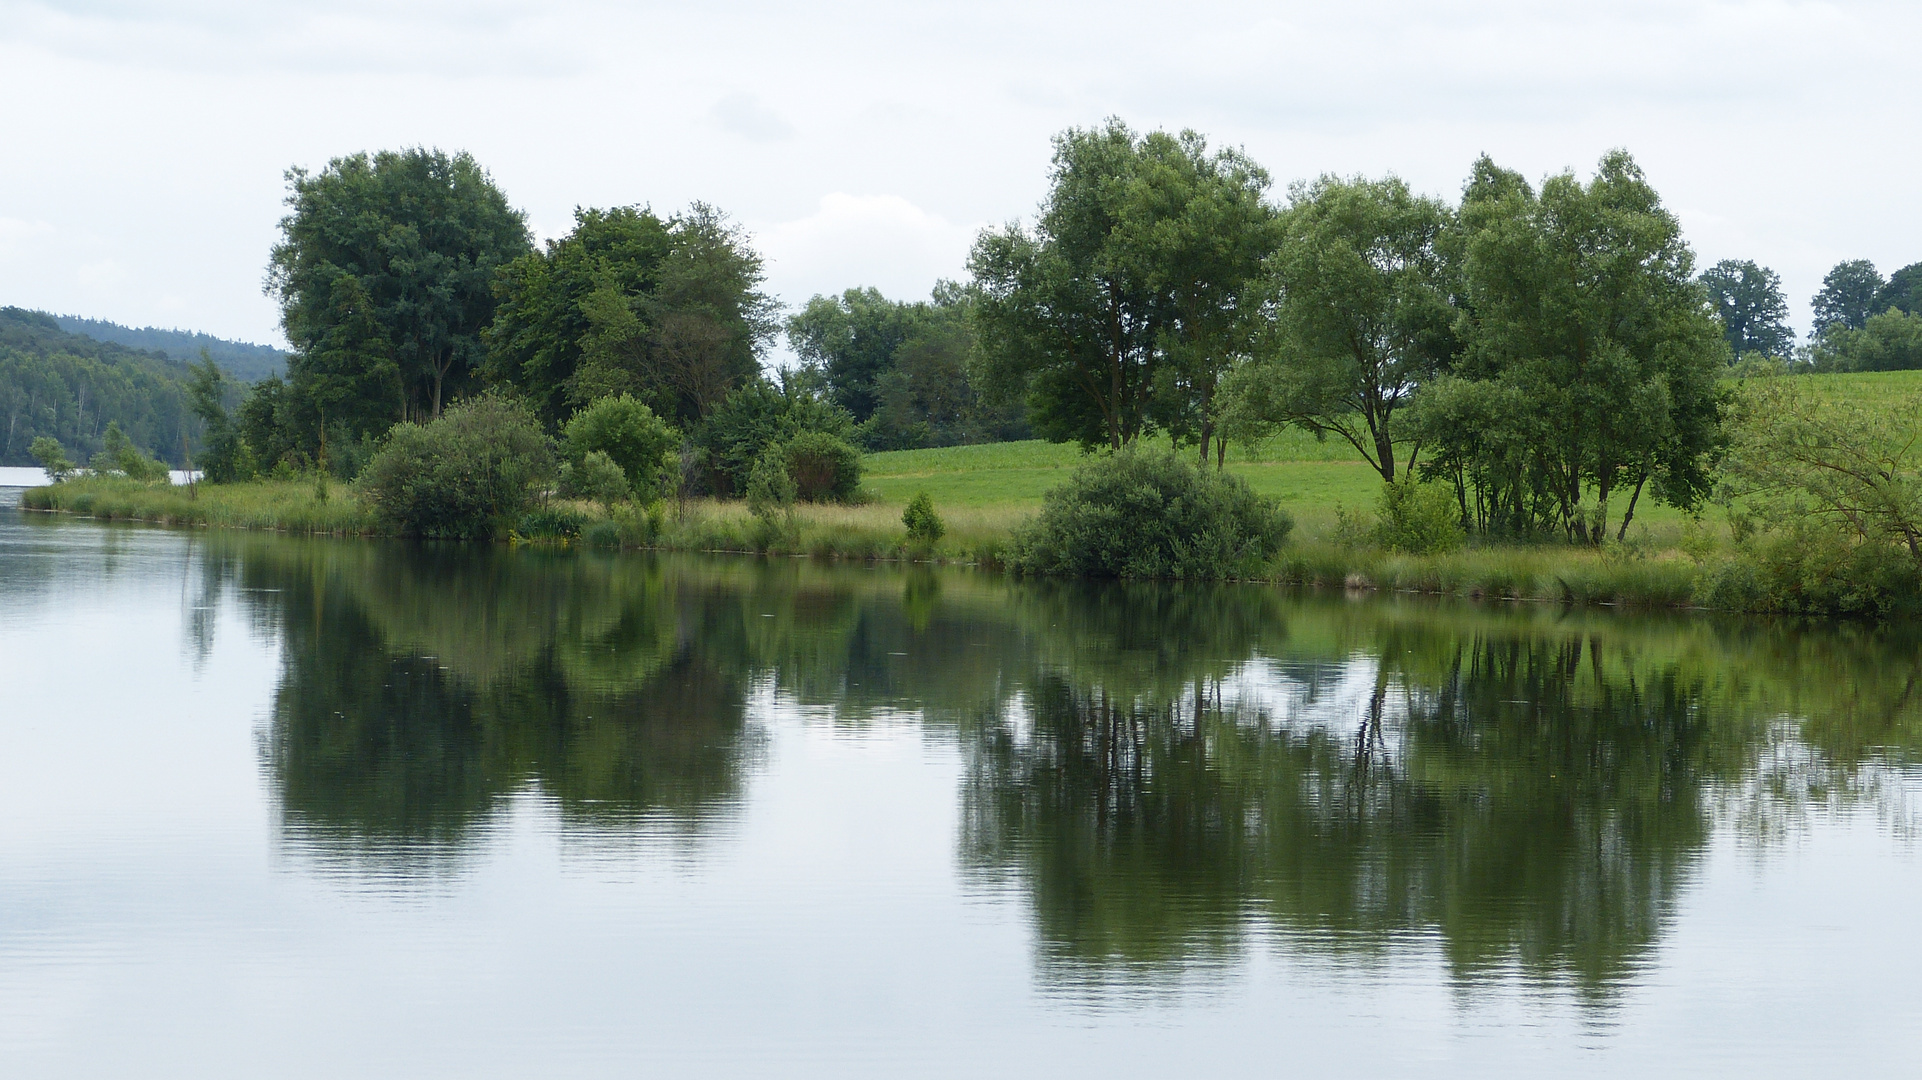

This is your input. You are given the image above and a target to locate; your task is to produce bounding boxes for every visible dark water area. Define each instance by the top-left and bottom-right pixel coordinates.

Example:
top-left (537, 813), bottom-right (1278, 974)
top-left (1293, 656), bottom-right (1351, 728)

top-left (5, 487), bottom-right (1922, 1076)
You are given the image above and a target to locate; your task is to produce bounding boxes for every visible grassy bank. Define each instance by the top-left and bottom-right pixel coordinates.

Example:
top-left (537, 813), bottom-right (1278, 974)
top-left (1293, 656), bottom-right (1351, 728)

top-left (20, 476), bottom-right (377, 534)
top-left (26, 368), bottom-right (1922, 614)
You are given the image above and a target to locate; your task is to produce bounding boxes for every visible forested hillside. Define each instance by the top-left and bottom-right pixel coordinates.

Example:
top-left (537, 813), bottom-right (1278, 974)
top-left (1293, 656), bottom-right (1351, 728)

top-left (0, 307), bottom-right (195, 466)
top-left (50, 314), bottom-right (284, 380)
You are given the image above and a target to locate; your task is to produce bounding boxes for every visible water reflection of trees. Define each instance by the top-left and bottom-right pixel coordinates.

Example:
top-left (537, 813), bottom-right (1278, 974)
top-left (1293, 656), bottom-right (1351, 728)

top-left (201, 533), bottom-right (1922, 992)
top-left (959, 605), bottom-right (1922, 999)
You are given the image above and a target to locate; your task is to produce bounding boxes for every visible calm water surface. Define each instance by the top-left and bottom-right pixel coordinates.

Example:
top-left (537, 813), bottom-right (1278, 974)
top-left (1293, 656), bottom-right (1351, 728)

top-left (5, 487), bottom-right (1922, 1076)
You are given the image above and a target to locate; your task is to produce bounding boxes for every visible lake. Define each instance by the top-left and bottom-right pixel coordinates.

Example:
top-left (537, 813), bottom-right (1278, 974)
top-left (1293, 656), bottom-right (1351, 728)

top-left (5, 486), bottom-right (1922, 1076)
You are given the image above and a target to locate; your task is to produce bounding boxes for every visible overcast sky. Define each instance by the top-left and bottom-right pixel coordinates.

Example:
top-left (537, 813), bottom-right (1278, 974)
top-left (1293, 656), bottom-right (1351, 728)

top-left (2, 0), bottom-right (1917, 350)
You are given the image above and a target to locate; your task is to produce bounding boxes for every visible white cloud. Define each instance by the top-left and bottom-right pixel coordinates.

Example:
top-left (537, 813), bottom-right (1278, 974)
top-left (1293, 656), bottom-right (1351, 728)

top-left (757, 193), bottom-right (980, 310)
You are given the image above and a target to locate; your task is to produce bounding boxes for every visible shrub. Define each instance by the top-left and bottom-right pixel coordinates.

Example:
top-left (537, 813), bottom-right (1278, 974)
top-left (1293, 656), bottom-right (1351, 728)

top-left (1375, 477), bottom-right (1464, 554)
top-left (561, 394), bottom-right (679, 498)
top-left (359, 395), bottom-right (555, 540)
top-left (515, 505), bottom-right (587, 542)
top-left (903, 492), bottom-right (945, 543)
top-left (559, 450), bottom-right (631, 509)
top-left (29, 436), bottom-right (74, 482)
top-left (89, 421), bottom-right (170, 482)
top-left (1701, 525), bottom-right (1922, 617)
top-left (692, 378), bottom-right (855, 494)
top-left (1009, 448), bottom-right (1293, 579)
top-left (745, 448), bottom-right (797, 519)
top-left (782, 430), bottom-right (863, 502)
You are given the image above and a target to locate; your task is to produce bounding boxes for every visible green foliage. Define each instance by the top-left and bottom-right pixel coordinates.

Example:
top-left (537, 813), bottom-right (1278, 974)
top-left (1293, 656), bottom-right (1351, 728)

top-left (903, 492), bottom-right (945, 542)
top-left (788, 287), bottom-right (920, 422)
top-left (90, 420), bottom-right (170, 481)
top-left (1010, 448), bottom-right (1293, 579)
top-left (1374, 476), bottom-right (1464, 554)
top-left (1229, 174), bottom-right (1453, 480)
top-left (1413, 151), bottom-right (1727, 543)
top-left (560, 393), bottom-right (679, 497)
top-left (1879, 262), bottom-right (1922, 316)
top-left (558, 450), bottom-right (631, 508)
top-left (358, 395), bottom-right (554, 539)
top-left (514, 505), bottom-right (588, 542)
top-left (971, 119), bottom-right (1277, 452)
top-left (29, 435), bottom-right (74, 481)
top-left (0, 307), bottom-right (196, 467)
top-left (1812, 259), bottom-right (1885, 336)
top-left (184, 351), bottom-right (255, 483)
top-left (1809, 307), bottom-right (1922, 372)
top-left (51, 314), bottom-right (285, 381)
top-left (268, 147), bottom-right (531, 433)
top-left (1722, 375), bottom-right (1922, 561)
top-left (781, 429), bottom-right (863, 502)
top-left (692, 376), bottom-right (854, 494)
top-left (744, 448), bottom-right (798, 528)
top-left (487, 203), bottom-right (776, 427)
top-left (1700, 258), bottom-right (1793, 360)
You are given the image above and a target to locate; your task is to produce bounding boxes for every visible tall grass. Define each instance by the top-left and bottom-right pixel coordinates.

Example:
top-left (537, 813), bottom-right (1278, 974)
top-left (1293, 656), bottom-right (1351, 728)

top-left (22, 477), bottom-right (376, 535)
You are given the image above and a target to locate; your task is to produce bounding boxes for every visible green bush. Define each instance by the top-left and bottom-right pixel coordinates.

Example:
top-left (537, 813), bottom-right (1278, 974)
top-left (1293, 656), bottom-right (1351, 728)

top-left (89, 421), bottom-right (170, 482)
top-left (514, 506), bottom-right (587, 542)
top-left (1009, 448), bottom-right (1293, 579)
top-left (1375, 477), bottom-right (1464, 554)
top-left (782, 430), bottom-right (863, 502)
top-left (693, 379), bottom-right (855, 494)
top-left (745, 449), bottom-right (797, 519)
top-left (1702, 525), bottom-right (1922, 617)
top-left (903, 492), bottom-right (944, 542)
top-left (359, 396), bottom-right (555, 540)
top-left (561, 394), bottom-right (679, 498)
top-left (559, 450), bottom-right (631, 508)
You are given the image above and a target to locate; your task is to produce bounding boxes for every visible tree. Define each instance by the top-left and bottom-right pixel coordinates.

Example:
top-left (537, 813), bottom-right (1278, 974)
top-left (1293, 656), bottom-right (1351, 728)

top-left (1699, 259), bottom-right (1793, 360)
top-left (1809, 307), bottom-right (1922, 372)
top-left (1125, 137), bottom-right (1279, 464)
top-left (1723, 375), bottom-right (1922, 565)
top-left (184, 351), bottom-right (256, 482)
top-left (971, 121), bottom-right (1201, 451)
top-left (1228, 175), bottom-right (1453, 482)
top-left (1422, 151), bottom-right (1727, 542)
top-left (1878, 262), bottom-right (1922, 316)
top-left (787, 287), bottom-right (919, 422)
top-left (691, 374), bottom-right (855, 494)
top-left (267, 148), bottom-right (530, 429)
top-left (488, 204), bottom-right (774, 427)
top-left (1811, 259), bottom-right (1885, 335)
top-left (29, 436), bottom-right (73, 481)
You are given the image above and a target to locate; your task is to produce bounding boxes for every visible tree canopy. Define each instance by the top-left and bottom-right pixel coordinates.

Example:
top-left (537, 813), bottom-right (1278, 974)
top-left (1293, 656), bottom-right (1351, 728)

top-left (970, 120), bottom-right (1276, 452)
top-left (1812, 259), bottom-right (1886, 336)
top-left (267, 147), bottom-right (531, 434)
top-left (1699, 258), bottom-right (1792, 360)
top-left (487, 203), bottom-right (775, 428)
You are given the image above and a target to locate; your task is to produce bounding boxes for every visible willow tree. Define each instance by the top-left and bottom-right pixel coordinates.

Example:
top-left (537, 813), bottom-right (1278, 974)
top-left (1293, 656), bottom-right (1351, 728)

top-left (970, 120), bottom-right (1277, 453)
top-left (1413, 151), bottom-right (1726, 542)
top-left (1227, 174), bottom-right (1455, 482)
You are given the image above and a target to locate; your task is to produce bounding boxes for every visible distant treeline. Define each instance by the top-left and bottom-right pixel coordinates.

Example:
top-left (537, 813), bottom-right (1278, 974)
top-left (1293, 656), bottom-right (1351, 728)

top-left (0, 307), bottom-right (197, 467)
top-left (50, 314), bottom-right (286, 381)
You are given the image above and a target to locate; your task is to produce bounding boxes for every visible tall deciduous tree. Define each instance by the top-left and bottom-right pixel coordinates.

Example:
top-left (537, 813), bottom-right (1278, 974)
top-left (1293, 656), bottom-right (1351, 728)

top-left (970, 120), bottom-right (1275, 452)
top-left (1877, 262), bottom-right (1922, 317)
top-left (1419, 151), bottom-right (1726, 543)
top-left (787, 287), bottom-right (919, 422)
top-left (488, 204), bottom-right (774, 428)
top-left (267, 148), bottom-right (530, 430)
top-left (1811, 259), bottom-right (1885, 335)
top-left (1699, 259), bottom-right (1793, 360)
top-left (1228, 175), bottom-right (1454, 481)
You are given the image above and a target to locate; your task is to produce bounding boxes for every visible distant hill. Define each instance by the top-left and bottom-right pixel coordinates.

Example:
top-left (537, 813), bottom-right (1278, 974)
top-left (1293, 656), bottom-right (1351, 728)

top-left (51, 314), bottom-right (285, 381)
top-left (0, 307), bottom-right (199, 467)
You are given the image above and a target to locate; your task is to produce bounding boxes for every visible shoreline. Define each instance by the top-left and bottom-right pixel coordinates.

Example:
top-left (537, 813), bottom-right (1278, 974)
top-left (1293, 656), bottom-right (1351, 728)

top-left (16, 476), bottom-right (1739, 614)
